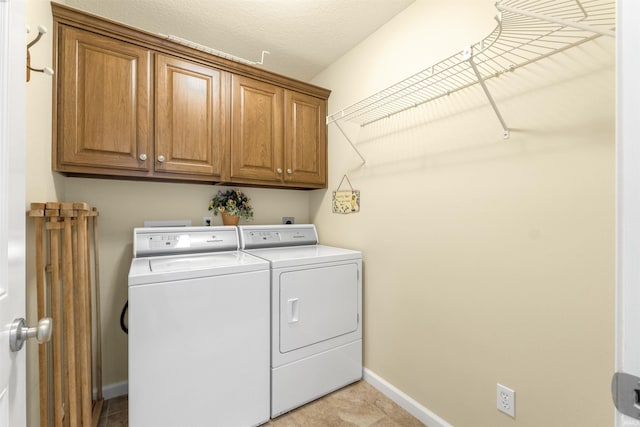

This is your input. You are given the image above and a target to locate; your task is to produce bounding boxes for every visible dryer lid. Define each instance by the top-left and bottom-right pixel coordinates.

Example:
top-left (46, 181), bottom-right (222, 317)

top-left (245, 245), bottom-right (361, 269)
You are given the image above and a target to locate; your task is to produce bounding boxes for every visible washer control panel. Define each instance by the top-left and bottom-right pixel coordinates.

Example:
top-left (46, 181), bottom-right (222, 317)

top-left (133, 226), bottom-right (238, 257)
top-left (239, 225), bottom-right (318, 249)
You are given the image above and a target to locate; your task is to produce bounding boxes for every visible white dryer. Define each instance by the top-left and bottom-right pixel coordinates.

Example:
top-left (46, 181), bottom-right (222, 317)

top-left (128, 226), bottom-right (271, 427)
top-left (239, 225), bottom-right (362, 418)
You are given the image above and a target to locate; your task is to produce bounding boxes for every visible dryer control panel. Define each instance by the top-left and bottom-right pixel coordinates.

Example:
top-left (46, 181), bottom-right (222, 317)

top-left (133, 226), bottom-right (239, 257)
top-left (240, 225), bottom-right (319, 249)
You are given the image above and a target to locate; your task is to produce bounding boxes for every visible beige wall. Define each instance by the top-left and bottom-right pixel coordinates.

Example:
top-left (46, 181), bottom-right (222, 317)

top-left (311, 0), bottom-right (615, 426)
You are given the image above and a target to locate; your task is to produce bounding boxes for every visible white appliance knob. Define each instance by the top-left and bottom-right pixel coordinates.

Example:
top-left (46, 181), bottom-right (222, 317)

top-left (157, 155), bottom-right (165, 163)
top-left (139, 153), bottom-right (147, 161)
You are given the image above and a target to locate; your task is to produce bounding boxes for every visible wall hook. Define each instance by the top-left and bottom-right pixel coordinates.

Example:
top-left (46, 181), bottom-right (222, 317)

top-left (26, 25), bottom-right (54, 82)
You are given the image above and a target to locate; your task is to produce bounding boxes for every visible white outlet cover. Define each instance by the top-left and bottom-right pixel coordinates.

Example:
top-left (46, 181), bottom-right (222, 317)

top-left (497, 383), bottom-right (515, 417)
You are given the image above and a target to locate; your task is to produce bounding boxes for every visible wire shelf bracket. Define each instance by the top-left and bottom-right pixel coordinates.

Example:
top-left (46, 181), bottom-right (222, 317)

top-left (335, 121), bottom-right (366, 166)
top-left (464, 45), bottom-right (510, 139)
top-left (327, 0), bottom-right (615, 145)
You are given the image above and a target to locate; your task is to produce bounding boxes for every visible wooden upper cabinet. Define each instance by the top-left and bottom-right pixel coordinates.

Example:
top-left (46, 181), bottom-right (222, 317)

top-left (284, 91), bottom-right (327, 186)
top-left (155, 54), bottom-right (227, 179)
top-left (230, 76), bottom-right (327, 188)
top-left (56, 26), bottom-right (152, 173)
top-left (52, 3), bottom-right (330, 187)
top-left (230, 75), bottom-right (284, 183)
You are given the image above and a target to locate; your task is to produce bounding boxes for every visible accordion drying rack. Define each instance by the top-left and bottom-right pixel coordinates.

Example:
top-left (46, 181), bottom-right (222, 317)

top-left (29, 202), bottom-right (103, 427)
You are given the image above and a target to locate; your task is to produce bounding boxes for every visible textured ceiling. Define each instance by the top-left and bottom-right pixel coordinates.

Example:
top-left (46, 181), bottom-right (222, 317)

top-left (57, 0), bottom-right (416, 81)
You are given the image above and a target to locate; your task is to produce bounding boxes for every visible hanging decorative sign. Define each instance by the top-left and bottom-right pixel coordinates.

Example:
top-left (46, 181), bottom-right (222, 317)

top-left (332, 174), bottom-right (360, 214)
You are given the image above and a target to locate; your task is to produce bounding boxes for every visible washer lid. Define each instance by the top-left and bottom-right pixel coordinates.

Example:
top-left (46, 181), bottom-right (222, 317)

top-left (128, 251), bottom-right (269, 286)
top-left (245, 244), bottom-right (361, 268)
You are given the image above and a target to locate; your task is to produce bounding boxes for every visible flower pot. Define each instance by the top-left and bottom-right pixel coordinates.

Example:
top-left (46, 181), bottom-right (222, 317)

top-left (221, 212), bottom-right (240, 226)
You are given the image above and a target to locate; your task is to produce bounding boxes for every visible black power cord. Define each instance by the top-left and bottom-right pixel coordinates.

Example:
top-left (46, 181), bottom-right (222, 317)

top-left (120, 301), bottom-right (128, 334)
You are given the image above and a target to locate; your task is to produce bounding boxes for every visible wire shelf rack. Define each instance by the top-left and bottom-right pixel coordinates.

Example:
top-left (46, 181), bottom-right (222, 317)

top-left (326, 0), bottom-right (615, 138)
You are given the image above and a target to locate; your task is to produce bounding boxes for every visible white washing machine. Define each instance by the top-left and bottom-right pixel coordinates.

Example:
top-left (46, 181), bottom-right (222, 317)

top-left (239, 224), bottom-right (362, 418)
top-left (128, 226), bottom-right (271, 427)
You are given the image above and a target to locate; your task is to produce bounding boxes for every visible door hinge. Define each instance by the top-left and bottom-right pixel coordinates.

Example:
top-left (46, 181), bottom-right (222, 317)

top-left (612, 372), bottom-right (640, 420)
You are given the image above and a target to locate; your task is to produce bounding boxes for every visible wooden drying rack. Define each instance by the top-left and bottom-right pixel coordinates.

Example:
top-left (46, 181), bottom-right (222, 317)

top-left (29, 202), bottom-right (103, 427)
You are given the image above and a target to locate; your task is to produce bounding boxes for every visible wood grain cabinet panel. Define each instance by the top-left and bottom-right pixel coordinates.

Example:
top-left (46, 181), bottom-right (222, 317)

top-left (155, 54), bottom-right (227, 179)
top-left (230, 76), bottom-right (327, 188)
top-left (284, 91), bottom-right (327, 186)
top-left (230, 75), bottom-right (284, 183)
top-left (57, 26), bottom-right (151, 172)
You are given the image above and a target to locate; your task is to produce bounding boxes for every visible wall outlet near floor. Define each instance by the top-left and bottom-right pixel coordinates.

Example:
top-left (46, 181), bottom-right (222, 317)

top-left (497, 383), bottom-right (515, 417)
top-left (282, 217), bottom-right (295, 224)
top-left (202, 216), bottom-right (212, 226)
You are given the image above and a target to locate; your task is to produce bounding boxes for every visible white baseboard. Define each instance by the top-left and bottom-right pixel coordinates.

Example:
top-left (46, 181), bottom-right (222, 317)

top-left (94, 381), bottom-right (128, 401)
top-left (363, 368), bottom-right (453, 427)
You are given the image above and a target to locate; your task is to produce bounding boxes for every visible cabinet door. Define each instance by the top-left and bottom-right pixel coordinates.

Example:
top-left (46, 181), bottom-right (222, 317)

top-left (284, 91), bottom-right (327, 187)
top-left (230, 75), bottom-right (283, 183)
top-left (155, 54), bottom-right (227, 178)
top-left (58, 26), bottom-right (151, 172)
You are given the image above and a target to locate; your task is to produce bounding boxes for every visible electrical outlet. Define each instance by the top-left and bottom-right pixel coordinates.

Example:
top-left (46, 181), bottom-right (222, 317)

top-left (202, 217), bottom-right (212, 226)
top-left (497, 384), bottom-right (515, 417)
top-left (282, 217), bottom-right (295, 224)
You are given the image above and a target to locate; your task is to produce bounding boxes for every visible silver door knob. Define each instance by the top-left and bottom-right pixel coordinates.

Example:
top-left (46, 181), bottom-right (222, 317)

top-left (276, 168), bottom-right (282, 174)
top-left (287, 168), bottom-right (292, 174)
top-left (139, 153), bottom-right (147, 161)
top-left (10, 317), bottom-right (52, 352)
top-left (157, 155), bottom-right (165, 163)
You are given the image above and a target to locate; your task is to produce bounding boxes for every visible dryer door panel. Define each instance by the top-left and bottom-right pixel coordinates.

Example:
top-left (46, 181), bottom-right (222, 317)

top-left (279, 263), bottom-right (358, 353)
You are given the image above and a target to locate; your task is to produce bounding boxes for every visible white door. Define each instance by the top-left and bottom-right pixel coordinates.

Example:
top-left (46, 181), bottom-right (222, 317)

top-left (0, 0), bottom-right (27, 426)
top-left (615, 0), bottom-right (640, 425)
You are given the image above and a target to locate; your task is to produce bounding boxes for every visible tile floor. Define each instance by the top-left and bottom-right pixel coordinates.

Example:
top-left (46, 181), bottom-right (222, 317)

top-left (98, 381), bottom-right (426, 427)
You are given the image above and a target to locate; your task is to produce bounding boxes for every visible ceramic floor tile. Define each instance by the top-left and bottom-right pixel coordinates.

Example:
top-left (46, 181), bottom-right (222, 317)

top-left (369, 395), bottom-right (424, 426)
top-left (98, 399), bottom-right (110, 426)
top-left (264, 414), bottom-right (304, 427)
top-left (369, 417), bottom-right (406, 427)
top-left (98, 380), bottom-right (425, 427)
top-left (107, 396), bottom-right (128, 414)
top-left (106, 409), bottom-right (128, 427)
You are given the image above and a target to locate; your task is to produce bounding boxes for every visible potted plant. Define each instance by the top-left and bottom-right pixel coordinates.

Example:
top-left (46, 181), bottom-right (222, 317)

top-left (208, 189), bottom-right (254, 226)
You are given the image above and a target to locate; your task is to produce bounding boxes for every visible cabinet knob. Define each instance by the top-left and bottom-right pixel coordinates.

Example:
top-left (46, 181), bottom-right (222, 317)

top-left (139, 153), bottom-right (147, 161)
top-left (287, 168), bottom-right (292, 175)
top-left (276, 168), bottom-right (282, 174)
top-left (157, 155), bottom-right (165, 163)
